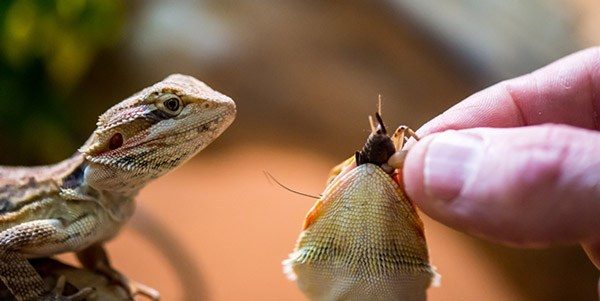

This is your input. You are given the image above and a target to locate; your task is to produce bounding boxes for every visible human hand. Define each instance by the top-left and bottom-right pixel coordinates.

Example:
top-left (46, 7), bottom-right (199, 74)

top-left (402, 48), bottom-right (600, 285)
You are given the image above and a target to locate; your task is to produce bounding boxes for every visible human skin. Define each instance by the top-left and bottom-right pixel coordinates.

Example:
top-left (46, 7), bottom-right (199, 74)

top-left (402, 47), bottom-right (600, 295)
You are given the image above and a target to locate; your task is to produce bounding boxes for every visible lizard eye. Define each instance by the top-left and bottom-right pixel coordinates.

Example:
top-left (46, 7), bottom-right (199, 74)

top-left (164, 98), bottom-right (179, 111)
top-left (156, 93), bottom-right (183, 116)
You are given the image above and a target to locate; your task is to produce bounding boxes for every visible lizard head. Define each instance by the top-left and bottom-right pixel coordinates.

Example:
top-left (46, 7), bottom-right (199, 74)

top-left (79, 74), bottom-right (236, 194)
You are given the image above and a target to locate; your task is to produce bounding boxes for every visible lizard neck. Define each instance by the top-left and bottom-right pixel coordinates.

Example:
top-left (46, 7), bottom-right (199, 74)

top-left (56, 153), bottom-right (139, 223)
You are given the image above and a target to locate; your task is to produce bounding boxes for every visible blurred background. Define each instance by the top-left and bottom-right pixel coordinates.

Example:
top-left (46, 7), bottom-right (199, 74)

top-left (1, 0), bottom-right (599, 300)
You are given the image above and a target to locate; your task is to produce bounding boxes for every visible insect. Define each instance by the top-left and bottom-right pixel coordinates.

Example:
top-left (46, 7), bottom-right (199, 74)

top-left (283, 110), bottom-right (439, 301)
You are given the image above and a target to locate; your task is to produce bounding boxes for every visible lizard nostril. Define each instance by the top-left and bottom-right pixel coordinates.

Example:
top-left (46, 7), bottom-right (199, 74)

top-left (109, 133), bottom-right (123, 150)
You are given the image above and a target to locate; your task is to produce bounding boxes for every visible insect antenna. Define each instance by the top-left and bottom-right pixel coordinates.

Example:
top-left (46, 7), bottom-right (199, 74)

top-left (263, 171), bottom-right (320, 199)
top-left (368, 115), bottom-right (376, 133)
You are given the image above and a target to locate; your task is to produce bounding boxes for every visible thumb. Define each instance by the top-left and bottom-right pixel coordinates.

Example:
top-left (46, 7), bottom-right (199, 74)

top-left (403, 124), bottom-right (600, 247)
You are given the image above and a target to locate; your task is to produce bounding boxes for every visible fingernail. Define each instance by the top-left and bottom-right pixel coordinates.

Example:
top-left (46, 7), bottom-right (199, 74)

top-left (424, 131), bottom-right (484, 201)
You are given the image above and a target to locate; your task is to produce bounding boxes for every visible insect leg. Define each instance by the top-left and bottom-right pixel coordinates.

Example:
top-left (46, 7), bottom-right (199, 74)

top-left (387, 126), bottom-right (420, 170)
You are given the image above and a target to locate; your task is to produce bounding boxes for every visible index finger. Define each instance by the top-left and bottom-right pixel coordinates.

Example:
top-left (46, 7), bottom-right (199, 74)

top-left (418, 47), bottom-right (600, 136)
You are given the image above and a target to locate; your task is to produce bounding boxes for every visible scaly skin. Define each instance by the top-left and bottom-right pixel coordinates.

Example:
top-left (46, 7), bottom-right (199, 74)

top-left (0, 74), bottom-right (236, 300)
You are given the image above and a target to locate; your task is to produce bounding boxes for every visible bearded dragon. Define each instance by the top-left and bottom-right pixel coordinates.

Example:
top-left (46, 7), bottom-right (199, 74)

top-left (0, 74), bottom-right (236, 300)
top-left (284, 112), bottom-right (439, 301)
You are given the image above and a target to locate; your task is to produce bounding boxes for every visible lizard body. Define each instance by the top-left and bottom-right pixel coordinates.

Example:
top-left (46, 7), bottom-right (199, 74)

top-left (0, 74), bottom-right (236, 300)
top-left (284, 113), bottom-right (438, 301)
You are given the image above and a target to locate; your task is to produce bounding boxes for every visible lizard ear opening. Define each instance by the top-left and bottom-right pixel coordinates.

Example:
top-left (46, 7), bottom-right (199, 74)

top-left (108, 133), bottom-right (123, 150)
